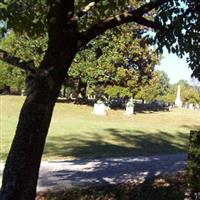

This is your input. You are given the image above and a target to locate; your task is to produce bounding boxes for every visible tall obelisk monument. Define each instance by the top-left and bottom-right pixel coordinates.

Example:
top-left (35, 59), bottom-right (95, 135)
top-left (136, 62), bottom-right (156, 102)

top-left (175, 85), bottom-right (182, 108)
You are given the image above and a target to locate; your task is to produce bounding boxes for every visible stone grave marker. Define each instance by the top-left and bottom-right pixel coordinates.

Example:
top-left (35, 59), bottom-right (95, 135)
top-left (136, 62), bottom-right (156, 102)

top-left (92, 101), bottom-right (108, 115)
top-left (125, 99), bottom-right (135, 115)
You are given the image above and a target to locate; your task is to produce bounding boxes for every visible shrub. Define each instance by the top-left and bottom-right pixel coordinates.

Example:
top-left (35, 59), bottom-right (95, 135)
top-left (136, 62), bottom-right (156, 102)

top-left (187, 130), bottom-right (200, 197)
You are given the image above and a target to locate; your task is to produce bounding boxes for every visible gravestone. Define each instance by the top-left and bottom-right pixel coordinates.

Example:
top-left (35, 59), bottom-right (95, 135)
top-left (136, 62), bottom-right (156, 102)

top-left (189, 103), bottom-right (194, 110)
top-left (93, 101), bottom-right (108, 115)
top-left (175, 85), bottom-right (182, 108)
top-left (21, 89), bottom-right (25, 96)
top-left (125, 99), bottom-right (135, 115)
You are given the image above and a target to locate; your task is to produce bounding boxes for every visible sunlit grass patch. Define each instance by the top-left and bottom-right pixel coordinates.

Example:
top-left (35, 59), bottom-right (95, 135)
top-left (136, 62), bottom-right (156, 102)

top-left (1, 95), bottom-right (200, 161)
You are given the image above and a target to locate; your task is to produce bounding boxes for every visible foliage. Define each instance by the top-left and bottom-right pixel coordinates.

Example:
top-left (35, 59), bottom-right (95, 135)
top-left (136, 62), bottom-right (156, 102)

top-left (135, 72), bottom-right (200, 104)
top-left (187, 130), bottom-right (200, 196)
top-left (0, 0), bottom-right (200, 81)
top-left (152, 0), bottom-right (200, 79)
top-left (159, 86), bottom-right (176, 104)
top-left (104, 86), bottom-right (132, 98)
top-left (0, 0), bottom-right (138, 35)
top-left (0, 61), bottom-right (25, 91)
top-left (0, 34), bottom-right (25, 91)
top-left (0, 0), bottom-right (47, 37)
top-left (1, 0), bottom-right (200, 94)
top-left (1, 32), bottom-right (47, 66)
top-left (135, 70), bottom-right (170, 102)
top-left (0, 32), bottom-right (48, 92)
top-left (69, 24), bottom-right (160, 98)
top-left (176, 80), bottom-right (200, 104)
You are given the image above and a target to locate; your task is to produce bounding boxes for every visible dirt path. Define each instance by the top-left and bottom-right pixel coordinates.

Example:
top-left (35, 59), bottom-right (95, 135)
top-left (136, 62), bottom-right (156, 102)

top-left (0, 153), bottom-right (187, 192)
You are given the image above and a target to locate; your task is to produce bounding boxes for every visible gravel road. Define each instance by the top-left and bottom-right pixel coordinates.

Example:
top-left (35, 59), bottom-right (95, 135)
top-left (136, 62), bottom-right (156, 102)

top-left (0, 153), bottom-right (187, 192)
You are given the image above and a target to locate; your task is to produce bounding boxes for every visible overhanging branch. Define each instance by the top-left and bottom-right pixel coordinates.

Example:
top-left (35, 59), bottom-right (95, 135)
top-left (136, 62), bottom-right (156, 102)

top-left (80, 0), bottom-right (168, 46)
top-left (0, 49), bottom-right (36, 72)
top-left (134, 17), bottom-right (167, 31)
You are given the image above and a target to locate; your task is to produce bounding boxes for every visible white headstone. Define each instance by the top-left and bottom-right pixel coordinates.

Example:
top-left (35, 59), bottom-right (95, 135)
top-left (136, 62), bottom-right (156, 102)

top-left (93, 103), bottom-right (108, 115)
top-left (175, 85), bottom-right (182, 108)
top-left (189, 103), bottom-right (194, 110)
top-left (125, 106), bottom-right (134, 115)
top-left (125, 99), bottom-right (134, 115)
top-left (21, 89), bottom-right (25, 96)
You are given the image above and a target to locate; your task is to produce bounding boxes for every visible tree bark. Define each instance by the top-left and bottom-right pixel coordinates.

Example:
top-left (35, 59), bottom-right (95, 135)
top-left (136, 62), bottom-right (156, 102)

top-left (2, 85), bottom-right (10, 94)
top-left (0, 0), bottom-right (78, 199)
top-left (0, 57), bottom-right (76, 200)
top-left (0, 98), bottom-right (55, 200)
top-left (0, 53), bottom-right (76, 200)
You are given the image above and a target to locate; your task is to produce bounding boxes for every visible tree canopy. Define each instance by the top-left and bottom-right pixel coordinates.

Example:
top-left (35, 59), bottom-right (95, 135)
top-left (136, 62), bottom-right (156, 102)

top-left (135, 70), bottom-right (170, 102)
top-left (69, 24), bottom-right (160, 99)
top-left (0, 0), bottom-right (200, 79)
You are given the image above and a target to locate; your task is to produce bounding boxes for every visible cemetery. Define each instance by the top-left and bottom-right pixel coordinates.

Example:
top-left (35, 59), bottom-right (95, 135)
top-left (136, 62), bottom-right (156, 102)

top-left (1, 57), bottom-right (200, 199)
top-left (0, 0), bottom-right (200, 199)
top-left (1, 70), bottom-right (200, 199)
top-left (0, 94), bottom-right (200, 199)
top-left (0, 94), bottom-right (199, 162)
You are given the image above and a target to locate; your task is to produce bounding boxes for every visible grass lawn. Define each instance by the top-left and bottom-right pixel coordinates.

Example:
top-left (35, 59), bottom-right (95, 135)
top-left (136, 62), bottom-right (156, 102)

top-left (0, 95), bottom-right (200, 161)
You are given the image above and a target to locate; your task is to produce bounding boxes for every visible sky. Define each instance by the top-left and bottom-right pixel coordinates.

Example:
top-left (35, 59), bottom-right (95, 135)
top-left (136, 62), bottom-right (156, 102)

top-left (156, 48), bottom-right (199, 85)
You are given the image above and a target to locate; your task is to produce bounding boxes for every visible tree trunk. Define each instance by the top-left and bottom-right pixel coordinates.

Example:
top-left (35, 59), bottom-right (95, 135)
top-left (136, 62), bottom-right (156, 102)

top-left (63, 84), bottom-right (67, 98)
top-left (75, 78), bottom-right (87, 104)
top-left (0, 53), bottom-right (76, 199)
top-left (3, 85), bottom-right (11, 94)
top-left (0, 98), bottom-right (55, 200)
top-left (0, 51), bottom-right (77, 199)
top-left (0, 1), bottom-right (78, 199)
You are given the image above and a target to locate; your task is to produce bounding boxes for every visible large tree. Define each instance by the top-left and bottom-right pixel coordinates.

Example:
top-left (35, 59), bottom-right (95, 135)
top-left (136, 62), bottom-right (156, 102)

top-left (69, 24), bottom-right (159, 100)
top-left (0, 0), bottom-right (199, 199)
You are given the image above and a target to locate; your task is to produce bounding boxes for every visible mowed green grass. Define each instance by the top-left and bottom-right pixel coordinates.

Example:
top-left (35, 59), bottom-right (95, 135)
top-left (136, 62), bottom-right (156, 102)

top-left (0, 95), bottom-right (200, 161)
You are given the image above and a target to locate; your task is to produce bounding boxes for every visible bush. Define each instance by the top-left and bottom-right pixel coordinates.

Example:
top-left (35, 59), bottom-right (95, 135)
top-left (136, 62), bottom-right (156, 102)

top-left (187, 130), bottom-right (200, 197)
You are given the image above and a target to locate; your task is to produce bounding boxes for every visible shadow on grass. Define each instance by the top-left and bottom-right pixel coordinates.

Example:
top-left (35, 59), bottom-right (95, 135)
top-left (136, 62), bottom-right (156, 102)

top-left (38, 129), bottom-right (189, 195)
top-left (44, 129), bottom-right (189, 159)
top-left (38, 130), bottom-right (188, 197)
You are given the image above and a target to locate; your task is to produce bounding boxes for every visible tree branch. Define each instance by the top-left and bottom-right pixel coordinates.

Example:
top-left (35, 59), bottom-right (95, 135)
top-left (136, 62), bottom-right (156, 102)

top-left (80, 0), bottom-right (168, 46)
top-left (0, 49), bottom-right (36, 72)
top-left (134, 17), bottom-right (167, 31)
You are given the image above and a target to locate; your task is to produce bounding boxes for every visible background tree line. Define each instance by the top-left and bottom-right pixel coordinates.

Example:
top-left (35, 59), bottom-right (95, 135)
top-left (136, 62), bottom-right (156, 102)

top-left (1, 30), bottom-right (199, 105)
